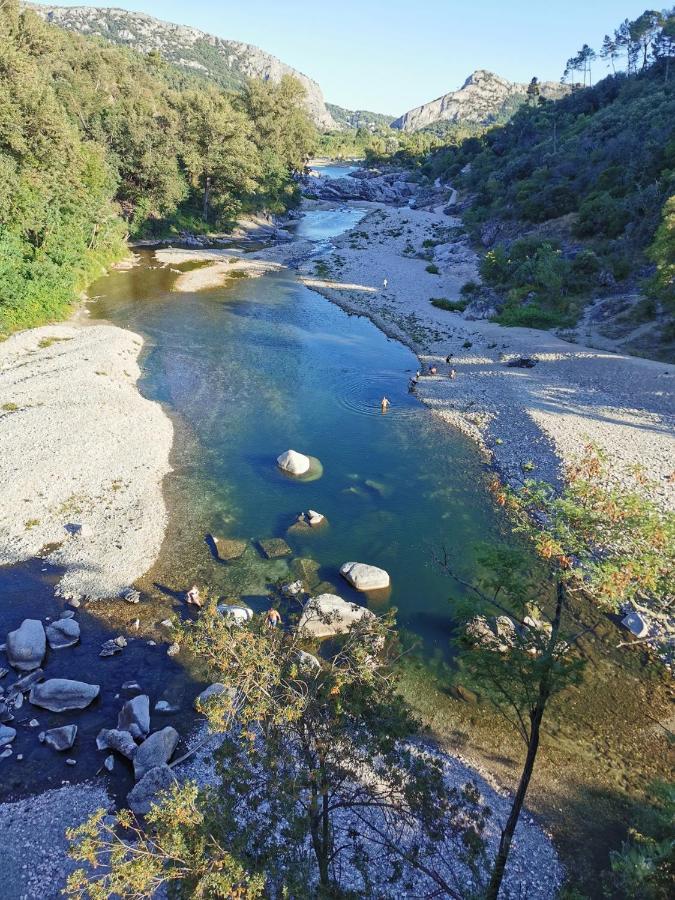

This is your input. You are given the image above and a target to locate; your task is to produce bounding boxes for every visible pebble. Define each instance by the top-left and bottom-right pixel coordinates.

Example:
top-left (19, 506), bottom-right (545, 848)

top-left (65, 759), bottom-right (76, 766)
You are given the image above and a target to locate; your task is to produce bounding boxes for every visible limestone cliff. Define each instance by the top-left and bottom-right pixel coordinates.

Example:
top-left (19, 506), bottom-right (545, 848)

top-left (29, 4), bottom-right (337, 130)
top-left (391, 70), bottom-right (570, 132)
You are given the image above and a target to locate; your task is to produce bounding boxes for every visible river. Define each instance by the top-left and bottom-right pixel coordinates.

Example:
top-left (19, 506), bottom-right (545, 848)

top-left (0, 180), bottom-right (508, 803)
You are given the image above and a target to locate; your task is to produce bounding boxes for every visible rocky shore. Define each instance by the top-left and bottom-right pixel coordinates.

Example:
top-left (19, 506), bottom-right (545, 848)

top-left (0, 324), bottom-right (173, 600)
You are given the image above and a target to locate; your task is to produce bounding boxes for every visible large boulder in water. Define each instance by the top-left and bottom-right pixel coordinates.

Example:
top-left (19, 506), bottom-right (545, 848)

top-left (134, 727), bottom-right (179, 780)
top-left (43, 725), bottom-right (77, 751)
top-left (298, 594), bottom-right (374, 639)
top-left (6, 619), bottom-right (46, 671)
top-left (277, 449), bottom-right (311, 476)
top-left (339, 561), bottom-right (390, 592)
top-left (29, 679), bottom-right (100, 712)
top-left (45, 618), bottom-right (80, 650)
top-left (118, 695), bottom-right (150, 740)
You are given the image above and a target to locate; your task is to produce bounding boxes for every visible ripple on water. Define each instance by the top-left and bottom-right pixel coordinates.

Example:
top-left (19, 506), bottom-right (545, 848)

top-left (337, 371), bottom-right (422, 420)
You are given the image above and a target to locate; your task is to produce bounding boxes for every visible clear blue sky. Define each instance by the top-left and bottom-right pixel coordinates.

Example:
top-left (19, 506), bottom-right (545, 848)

top-left (36, 1), bottom-right (650, 113)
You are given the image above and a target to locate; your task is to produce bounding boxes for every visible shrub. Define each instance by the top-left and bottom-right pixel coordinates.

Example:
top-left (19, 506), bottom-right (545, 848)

top-left (425, 263), bottom-right (440, 274)
top-left (574, 192), bottom-right (630, 238)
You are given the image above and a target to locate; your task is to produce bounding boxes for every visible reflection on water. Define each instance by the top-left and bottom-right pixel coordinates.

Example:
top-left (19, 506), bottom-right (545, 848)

top-left (309, 162), bottom-right (358, 180)
top-left (293, 207), bottom-right (366, 242)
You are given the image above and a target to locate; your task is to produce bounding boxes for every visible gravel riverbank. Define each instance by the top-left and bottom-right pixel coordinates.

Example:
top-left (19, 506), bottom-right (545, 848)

top-left (0, 323), bottom-right (173, 600)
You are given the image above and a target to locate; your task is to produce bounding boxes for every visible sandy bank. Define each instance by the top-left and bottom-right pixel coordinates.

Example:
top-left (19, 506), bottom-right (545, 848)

top-left (282, 200), bottom-right (674, 509)
top-left (0, 324), bottom-right (173, 600)
top-left (155, 248), bottom-right (281, 292)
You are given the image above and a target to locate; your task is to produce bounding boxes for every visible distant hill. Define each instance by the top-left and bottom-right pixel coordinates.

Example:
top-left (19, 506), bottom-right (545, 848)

top-left (326, 103), bottom-right (395, 131)
top-left (392, 70), bottom-right (570, 132)
top-left (29, 4), bottom-right (337, 129)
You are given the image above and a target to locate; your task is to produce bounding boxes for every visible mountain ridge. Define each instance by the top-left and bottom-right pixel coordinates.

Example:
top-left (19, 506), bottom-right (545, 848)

top-left (28, 4), bottom-right (337, 129)
top-left (392, 69), bottom-right (570, 132)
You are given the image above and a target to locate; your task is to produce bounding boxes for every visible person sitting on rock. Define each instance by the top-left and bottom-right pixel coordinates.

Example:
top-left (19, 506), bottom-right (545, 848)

top-left (266, 608), bottom-right (282, 628)
top-left (186, 585), bottom-right (202, 607)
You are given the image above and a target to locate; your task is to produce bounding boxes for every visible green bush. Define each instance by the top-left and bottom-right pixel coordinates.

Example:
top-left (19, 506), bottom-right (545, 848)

top-left (574, 192), bottom-right (630, 238)
top-left (430, 298), bottom-right (468, 312)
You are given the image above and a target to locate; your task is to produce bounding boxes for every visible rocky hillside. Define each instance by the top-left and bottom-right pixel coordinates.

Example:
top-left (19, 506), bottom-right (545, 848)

top-left (29, 4), bottom-right (336, 129)
top-left (392, 70), bottom-right (569, 132)
top-left (326, 103), bottom-right (395, 131)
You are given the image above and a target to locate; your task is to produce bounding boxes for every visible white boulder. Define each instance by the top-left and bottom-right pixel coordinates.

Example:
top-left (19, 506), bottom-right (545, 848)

top-left (298, 594), bottom-right (374, 639)
top-left (217, 604), bottom-right (253, 624)
top-left (277, 449), bottom-right (311, 476)
top-left (621, 610), bottom-right (650, 639)
top-left (339, 562), bottom-right (390, 592)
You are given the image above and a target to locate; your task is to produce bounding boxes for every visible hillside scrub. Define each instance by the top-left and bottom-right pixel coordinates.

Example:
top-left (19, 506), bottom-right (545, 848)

top-left (0, 0), bottom-right (317, 334)
top-left (424, 13), bottom-right (675, 330)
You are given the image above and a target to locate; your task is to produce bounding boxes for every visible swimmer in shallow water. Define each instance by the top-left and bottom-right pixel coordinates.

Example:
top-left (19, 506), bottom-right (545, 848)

top-left (380, 396), bottom-right (390, 412)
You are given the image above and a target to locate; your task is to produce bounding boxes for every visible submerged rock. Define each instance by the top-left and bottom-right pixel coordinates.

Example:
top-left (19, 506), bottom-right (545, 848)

top-left (29, 679), bottom-right (100, 712)
top-left (7, 669), bottom-right (44, 700)
top-left (339, 561), bottom-right (390, 592)
top-left (45, 618), bottom-right (80, 650)
top-left (44, 725), bottom-right (77, 751)
top-left (127, 764), bottom-right (177, 815)
top-left (214, 538), bottom-right (247, 561)
top-left (258, 538), bottom-right (292, 559)
top-left (133, 727), bottom-right (179, 780)
top-left (118, 695), bottom-right (150, 740)
top-left (6, 619), bottom-right (46, 672)
top-left (298, 594), bottom-right (374, 639)
top-left (277, 449), bottom-right (311, 476)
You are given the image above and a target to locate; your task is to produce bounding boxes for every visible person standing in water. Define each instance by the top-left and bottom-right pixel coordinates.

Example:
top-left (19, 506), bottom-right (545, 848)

top-left (380, 396), bottom-right (390, 412)
top-left (383, 278), bottom-right (388, 289)
top-left (266, 608), bottom-right (282, 628)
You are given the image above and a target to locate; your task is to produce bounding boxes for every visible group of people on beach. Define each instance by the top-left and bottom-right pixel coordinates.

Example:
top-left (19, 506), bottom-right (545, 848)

top-left (408, 359), bottom-right (456, 392)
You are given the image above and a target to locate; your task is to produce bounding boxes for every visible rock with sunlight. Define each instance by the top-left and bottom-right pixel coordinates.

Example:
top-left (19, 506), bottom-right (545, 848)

top-left (6, 619), bottom-right (46, 672)
top-left (298, 594), bottom-right (374, 639)
top-left (29, 679), bottom-right (100, 712)
top-left (277, 449), bottom-right (311, 476)
top-left (339, 561), bottom-right (391, 592)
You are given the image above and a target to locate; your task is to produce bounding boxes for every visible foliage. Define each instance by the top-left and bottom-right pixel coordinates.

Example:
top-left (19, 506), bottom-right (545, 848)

top-left (605, 781), bottom-right (675, 899)
top-left (0, 1), bottom-right (317, 334)
top-left (647, 194), bottom-right (675, 312)
top-left (68, 604), bottom-right (490, 897)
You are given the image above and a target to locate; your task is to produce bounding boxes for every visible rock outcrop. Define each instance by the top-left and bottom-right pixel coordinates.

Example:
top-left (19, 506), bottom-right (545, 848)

top-left (391, 70), bottom-right (570, 132)
top-left (30, 5), bottom-right (336, 129)
top-left (304, 169), bottom-right (414, 204)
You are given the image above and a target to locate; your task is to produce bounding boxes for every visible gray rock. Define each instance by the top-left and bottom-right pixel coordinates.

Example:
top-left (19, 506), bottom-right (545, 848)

top-left (127, 765), bottom-right (178, 815)
top-left (96, 728), bottom-right (137, 759)
top-left (194, 683), bottom-right (232, 711)
top-left (298, 594), bottom-right (374, 639)
top-left (104, 754), bottom-right (115, 771)
top-left (621, 610), bottom-right (650, 639)
top-left (46, 618), bottom-right (80, 650)
top-left (133, 727), bottom-right (179, 780)
top-left (7, 669), bottom-right (44, 699)
top-left (118, 695), bottom-right (150, 740)
top-left (44, 725), bottom-right (77, 751)
top-left (0, 725), bottom-right (16, 746)
top-left (29, 679), bottom-right (100, 712)
top-left (6, 619), bottom-right (46, 672)
top-left (339, 561), bottom-right (390, 591)
top-left (122, 588), bottom-right (141, 604)
top-left (217, 604), bottom-right (253, 624)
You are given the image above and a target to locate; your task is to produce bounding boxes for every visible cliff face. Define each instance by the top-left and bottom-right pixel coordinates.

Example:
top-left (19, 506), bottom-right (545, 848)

top-left (30, 5), bottom-right (337, 130)
top-left (392, 70), bottom-right (569, 132)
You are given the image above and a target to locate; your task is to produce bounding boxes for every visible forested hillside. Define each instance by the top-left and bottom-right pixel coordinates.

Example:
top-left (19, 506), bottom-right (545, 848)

top-left (425, 10), bottom-right (675, 357)
top-left (0, 0), bottom-right (316, 333)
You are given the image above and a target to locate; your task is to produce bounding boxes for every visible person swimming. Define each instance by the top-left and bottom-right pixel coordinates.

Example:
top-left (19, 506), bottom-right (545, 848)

top-left (380, 396), bottom-right (390, 411)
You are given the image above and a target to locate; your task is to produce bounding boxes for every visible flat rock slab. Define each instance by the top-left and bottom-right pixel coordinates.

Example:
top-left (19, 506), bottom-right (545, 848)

top-left (127, 764), bottom-right (177, 815)
top-left (258, 538), bottom-right (292, 560)
top-left (6, 619), bottom-right (46, 672)
top-left (214, 538), bottom-right (247, 561)
top-left (298, 594), bottom-right (374, 639)
top-left (134, 727), bottom-right (179, 780)
top-left (291, 557), bottom-right (321, 589)
top-left (340, 561), bottom-right (390, 592)
top-left (45, 618), bottom-right (80, 650)
top-left (29, 679), bottom-right (100, 712)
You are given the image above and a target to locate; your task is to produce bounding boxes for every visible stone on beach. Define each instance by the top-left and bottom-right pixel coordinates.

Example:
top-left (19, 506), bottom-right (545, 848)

top-left (29, 679), bottom-right (100, 712)
top-left (339, 561), bottom-right (390, 592)
top-left (118, 695), bottom-right (150, 740)
top-left (6, 619), bottom-right (46, 672)
top-left (298, 594), bottom-right (374, 639)
top-left (127, 764), bottom-right (178, 815)
top-left (44, 725), bottom-right (77, 751)
top-left (133, 727), bottom-right (179, 780)
top-left (277, 449), bottom-right (311, 476)
top-left (45, 618), bottom-right (80, 650)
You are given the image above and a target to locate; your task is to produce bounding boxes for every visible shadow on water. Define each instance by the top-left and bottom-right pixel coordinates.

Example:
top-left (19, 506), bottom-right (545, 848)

top-left (0, 559), bottom-right (202, 804)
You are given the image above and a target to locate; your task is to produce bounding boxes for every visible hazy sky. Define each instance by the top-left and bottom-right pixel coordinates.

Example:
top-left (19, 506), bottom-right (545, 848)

top-left (35, 1), bottom-right (650, 113)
